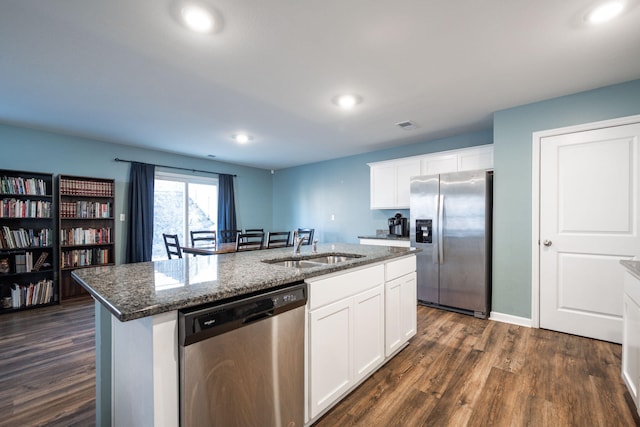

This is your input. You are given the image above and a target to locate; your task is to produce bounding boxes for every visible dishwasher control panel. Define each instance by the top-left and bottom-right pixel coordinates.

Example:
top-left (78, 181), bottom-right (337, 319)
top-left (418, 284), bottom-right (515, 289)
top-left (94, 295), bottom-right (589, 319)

top-left (179, 281), bottom-right (307, 346)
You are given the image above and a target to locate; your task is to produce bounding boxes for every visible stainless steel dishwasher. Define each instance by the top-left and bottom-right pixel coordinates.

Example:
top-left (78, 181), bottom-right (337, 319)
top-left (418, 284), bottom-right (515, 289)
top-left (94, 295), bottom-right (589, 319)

top-left (178, 282), bottom-right (307, 427)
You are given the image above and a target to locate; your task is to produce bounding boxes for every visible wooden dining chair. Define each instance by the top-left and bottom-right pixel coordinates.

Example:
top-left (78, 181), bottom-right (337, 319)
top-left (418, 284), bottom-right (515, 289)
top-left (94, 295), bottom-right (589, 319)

top-left (266, 231), bottom-right (291, 248)
top-left (219, 229), bottom-right (241, 244)
top-left (163, 233), bottom-right (183, 259)
top-left (190, 230), bottom-right (217, 248)
top-left (235, 232), bottom-right (265, 251)
top-left (297, 228), bottom-right (314, 245)
top-left (244, 228), bottom-right (264, 233)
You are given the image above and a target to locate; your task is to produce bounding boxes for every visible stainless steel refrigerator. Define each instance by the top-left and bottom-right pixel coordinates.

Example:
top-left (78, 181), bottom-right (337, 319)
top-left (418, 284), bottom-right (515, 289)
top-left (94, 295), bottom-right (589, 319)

top-left (410, 170), bottom-right (492, 318)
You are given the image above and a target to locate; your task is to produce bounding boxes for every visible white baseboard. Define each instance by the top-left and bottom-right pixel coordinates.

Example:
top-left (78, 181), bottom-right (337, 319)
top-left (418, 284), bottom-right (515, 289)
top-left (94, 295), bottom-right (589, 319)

top-left (489, 311), bottom-right (532, 327)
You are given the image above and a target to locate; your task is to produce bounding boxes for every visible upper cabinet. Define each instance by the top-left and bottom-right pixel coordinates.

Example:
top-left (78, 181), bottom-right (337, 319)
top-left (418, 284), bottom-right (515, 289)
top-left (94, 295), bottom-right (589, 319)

top-left (369, 158), bottom-right (421, 209)
top-left (369, 145), bottom-right (493, 210)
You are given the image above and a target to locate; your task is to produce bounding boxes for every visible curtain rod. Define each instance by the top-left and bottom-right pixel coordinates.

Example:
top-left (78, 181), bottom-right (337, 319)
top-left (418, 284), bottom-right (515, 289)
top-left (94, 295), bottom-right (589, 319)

top-left (114, 158), bottom-right (237, 177)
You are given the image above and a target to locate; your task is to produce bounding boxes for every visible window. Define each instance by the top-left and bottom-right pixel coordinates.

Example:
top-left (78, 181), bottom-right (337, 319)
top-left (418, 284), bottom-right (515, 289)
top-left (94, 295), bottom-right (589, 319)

top-left (152, 171), bottom-right (218, 261)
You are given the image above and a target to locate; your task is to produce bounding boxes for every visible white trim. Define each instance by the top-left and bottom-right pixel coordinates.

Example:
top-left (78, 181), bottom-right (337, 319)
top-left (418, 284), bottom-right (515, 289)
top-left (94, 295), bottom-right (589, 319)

top-left (530, 114), bottom-right (640, 329)
top-left (489, 311), bottom-right (532, 328)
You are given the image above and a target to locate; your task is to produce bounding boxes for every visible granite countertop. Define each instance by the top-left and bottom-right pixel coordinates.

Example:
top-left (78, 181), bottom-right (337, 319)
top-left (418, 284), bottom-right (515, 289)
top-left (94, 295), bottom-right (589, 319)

top-left (621, 260), bottom-right (640, 279)
top-left (72, 243), bottom-right (418, 322)
top-left (358, 234), bottom-right (410, 241)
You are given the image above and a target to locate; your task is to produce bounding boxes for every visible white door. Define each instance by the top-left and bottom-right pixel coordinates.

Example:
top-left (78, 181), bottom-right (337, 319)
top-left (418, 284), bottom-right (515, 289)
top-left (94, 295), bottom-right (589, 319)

top-left (539, 122), bottom-right (640, 343)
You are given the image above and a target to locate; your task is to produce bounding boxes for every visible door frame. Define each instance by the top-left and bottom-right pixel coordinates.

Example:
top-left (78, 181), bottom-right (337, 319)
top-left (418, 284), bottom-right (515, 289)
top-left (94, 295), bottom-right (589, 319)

top-left (530, 114), bottom-right (640, 329)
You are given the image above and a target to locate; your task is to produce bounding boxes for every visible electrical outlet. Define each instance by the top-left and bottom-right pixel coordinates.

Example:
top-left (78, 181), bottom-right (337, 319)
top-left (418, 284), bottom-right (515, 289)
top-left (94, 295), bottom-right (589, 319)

top-left (331, 214), bottom-right (335, 221)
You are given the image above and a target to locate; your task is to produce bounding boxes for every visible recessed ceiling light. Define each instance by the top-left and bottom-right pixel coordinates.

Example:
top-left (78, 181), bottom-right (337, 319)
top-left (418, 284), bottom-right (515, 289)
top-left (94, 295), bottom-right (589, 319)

top-left (332, 94), bottom-right (363, 110)
top-left (179, 3), bottom-right (215, 33)
top-left (586, 1), bottom-right (625, 23)
top-left (232, 133), bottom-right (252, 144)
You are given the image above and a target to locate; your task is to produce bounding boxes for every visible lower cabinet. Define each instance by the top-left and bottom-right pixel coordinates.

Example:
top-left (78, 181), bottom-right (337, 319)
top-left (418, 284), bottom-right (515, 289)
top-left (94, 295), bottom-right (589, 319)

top-left (385, 271), bottom-right (417, 357)
top-left (622, 270), bottom-right (640, 415)
top-left (307, 255), bottom-right (417, 422)
top-left (308, 266), bottom-right (385, 420)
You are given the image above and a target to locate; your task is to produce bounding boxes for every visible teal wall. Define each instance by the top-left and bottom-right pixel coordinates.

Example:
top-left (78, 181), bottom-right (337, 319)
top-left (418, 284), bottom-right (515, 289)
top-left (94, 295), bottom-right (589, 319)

top-left (0, 123), bottom-right (273, 264)
top-left (492, 79), bottom-right (640, 318)
top-left (3, 78), bottom-right (639, 322)
top-left (272, 130), bottom-right (493, 242)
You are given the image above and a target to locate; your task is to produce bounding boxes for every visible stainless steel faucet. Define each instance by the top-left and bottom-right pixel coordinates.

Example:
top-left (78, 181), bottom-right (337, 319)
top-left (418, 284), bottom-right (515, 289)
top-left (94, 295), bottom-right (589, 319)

top-left (293, 230), bottom-right (308, 255)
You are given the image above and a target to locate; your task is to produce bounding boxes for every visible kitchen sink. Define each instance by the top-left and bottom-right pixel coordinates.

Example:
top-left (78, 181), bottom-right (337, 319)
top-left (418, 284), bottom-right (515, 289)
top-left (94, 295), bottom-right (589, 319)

top-left (263, 253), bottom-right (363, 268)
top-left (307, 255), bottom-right (361, 264)
top-left (269, 259), bottom-right (324, 268)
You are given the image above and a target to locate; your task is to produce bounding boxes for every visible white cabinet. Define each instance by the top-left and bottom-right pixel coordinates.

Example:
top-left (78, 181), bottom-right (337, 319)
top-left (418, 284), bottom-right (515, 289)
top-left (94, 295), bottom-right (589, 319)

top-left (353, 286), bottom-right (385, 383)
top-left (458, 145), bottom-right (494, 171)
top-left (369, 145), bottom-right (492, 210)
top-left (421, 152), bottom-right (458, 175)
top-left (307, 265), bottom-right (385, 419)
top-left (309, 298), bottom-right (353, 417)
top-left (385, 256), bottom-right (417, 357)
top-left (306, 256), bottom-right (417, 422)
top-left (622, 270), bottom-right (640, 415)
top-left (369, 158), bottom-right (421, 209)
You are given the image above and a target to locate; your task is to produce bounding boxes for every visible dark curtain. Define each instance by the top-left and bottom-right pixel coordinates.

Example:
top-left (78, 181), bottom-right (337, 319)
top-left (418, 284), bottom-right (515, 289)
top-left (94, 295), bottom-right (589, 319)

top-left (217, 174), bottom-right (237, 242)
top-left (126, 162), bottom-right (155, 263)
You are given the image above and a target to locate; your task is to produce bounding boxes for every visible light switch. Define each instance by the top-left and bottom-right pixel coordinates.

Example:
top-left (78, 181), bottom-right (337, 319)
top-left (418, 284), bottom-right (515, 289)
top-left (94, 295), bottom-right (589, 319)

top-left (120, 213), bottom-right (126, 222)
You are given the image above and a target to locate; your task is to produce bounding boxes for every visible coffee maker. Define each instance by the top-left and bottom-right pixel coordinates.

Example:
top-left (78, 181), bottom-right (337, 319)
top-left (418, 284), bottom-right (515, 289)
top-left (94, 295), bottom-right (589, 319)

top-left (388, 213), bottom-right (409, 237)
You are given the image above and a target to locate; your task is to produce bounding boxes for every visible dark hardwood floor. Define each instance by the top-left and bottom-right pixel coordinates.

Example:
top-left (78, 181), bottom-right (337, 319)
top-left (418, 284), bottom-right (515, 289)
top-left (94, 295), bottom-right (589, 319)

top-left (1, 299), bottom-right (638, 426)
top-left (315, 306), bottom-right (640, 427)
top-left (0, 298), bottom-right (96, 427)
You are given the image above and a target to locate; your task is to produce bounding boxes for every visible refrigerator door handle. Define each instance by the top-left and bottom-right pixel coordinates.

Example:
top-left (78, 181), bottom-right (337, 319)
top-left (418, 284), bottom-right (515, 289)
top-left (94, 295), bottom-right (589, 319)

top-left (438, 194), bottom-right (444, 264)
top-left (432, 195), bottom-right (439, 264)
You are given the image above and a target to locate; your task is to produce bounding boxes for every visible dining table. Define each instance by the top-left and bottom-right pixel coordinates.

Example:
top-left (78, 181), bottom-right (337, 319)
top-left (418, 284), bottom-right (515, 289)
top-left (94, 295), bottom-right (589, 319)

top-left (180, 242), bottom-right (237, 255)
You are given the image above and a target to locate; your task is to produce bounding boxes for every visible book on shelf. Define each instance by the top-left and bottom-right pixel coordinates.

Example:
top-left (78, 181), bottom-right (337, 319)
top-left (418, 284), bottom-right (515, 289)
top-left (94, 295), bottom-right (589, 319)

top-left (0, 199), bottom-right (52, 218)
top-left (9, 279), bottom-right (54, 308)
top-left (60, 201), bottom-right (112, 218)
top-left (60, 178), bottom-right (113, 197)
top-left (60, 227), bottom-right (112, 245)
top-left (1, 226), bottom-right (51, 248)
top-left (31, 252), bottom-right (49, 271)
top-left (0, 176), bottom-right (47, 196)
top-left (61, 247), bottom-right (111, 268)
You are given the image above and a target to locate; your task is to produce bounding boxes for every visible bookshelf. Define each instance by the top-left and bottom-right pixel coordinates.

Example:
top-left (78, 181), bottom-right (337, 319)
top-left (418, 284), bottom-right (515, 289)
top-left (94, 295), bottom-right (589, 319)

top-left (0, 169), bottom-right (57, 313)
top-left (58, 175), bottom-right (115, 299)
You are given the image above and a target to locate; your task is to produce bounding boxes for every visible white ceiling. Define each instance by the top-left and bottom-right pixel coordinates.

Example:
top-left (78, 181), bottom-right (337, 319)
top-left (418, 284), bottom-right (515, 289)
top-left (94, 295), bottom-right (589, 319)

top-left (1, 1), bottom-right (639, 170)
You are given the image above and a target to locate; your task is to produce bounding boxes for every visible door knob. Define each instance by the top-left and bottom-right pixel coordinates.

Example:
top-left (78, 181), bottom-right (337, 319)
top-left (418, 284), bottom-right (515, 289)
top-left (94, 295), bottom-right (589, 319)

top-left (543, 240), bottom-right (552, 247)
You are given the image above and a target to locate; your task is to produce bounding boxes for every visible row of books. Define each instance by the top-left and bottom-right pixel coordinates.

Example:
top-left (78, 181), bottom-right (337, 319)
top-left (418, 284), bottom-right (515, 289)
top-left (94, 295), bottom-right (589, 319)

top-left (1, 226), bottom-right (52, 249)
top-left (60, 201), bottom-right (112, 218)
top-left (60, 227), bottom-right (112, 246)
top-left (60, 179), bottom-right (113, 197)
top-left (7, 280), bottom-right (55, 309)
top-left (0, 199), bottom-right (52, 218)
top-left (61, 248), bottom-right (111, 268)
top-left (12, 251), bottom-right (50, 273)
top-left (0, 176), bottom-right (48, 196)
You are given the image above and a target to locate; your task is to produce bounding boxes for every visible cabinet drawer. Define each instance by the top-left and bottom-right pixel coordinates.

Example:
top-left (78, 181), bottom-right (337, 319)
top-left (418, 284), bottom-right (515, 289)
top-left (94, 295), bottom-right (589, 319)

top-left (385, 255), bottom-right (416, 281)
top-left (308, 264), bottom-right (384, 310)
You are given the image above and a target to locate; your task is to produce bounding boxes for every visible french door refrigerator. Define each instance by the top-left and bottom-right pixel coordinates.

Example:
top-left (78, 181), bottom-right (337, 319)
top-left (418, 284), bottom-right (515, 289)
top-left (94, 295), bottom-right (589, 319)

top-left (410, 170), bottom-right (493, 318)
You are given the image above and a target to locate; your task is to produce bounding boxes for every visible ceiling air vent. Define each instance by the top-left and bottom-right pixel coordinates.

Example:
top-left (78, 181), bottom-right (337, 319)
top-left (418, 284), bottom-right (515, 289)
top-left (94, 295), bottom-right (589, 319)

top-left (396, 120), bottom-right (418, 130)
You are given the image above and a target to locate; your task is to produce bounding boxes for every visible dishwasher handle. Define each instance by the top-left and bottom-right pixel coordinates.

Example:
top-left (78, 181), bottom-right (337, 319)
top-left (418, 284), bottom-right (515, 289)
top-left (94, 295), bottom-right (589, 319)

top-left (243, 310), bottom-right (274, 325)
